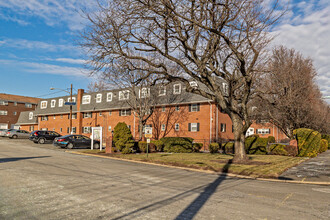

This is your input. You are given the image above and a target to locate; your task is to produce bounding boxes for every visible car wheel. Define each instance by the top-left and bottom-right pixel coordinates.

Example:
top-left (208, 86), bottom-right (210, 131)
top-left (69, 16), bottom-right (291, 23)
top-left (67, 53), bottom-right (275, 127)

top-left (67, 143), bottom-right (74, 149)
top-left (12, 135), bottom-right (18, 139)
top-left (93, 143), bottom-right (100, 149)
top-left (38, 138), bottom-right (45, 144)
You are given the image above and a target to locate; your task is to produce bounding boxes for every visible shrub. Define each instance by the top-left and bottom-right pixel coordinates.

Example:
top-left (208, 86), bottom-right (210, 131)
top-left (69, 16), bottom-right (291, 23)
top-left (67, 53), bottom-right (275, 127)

top-left (245, 136), bottom-right (268, 155)
top-left (268, 136), bottom-right (275, 143)
top-left (245, 135), bottom-right (259, 151)
top-left (138, 141), bottom-right (157, 153)
top-left (319, 139), bottom-right (328, 153)
top-left (284, 145), bottom-right (298, 157)
top-left (160, 137), bottom-right (194, 153)
top-left (321, 134), bottom-right (330, 149)
top-left (113, 122), bottom-right (135, 153)
top-left (121, 147), bottom-right (133, 154)
top-left (209, 143), bottom-right (219, 154)
top-left (193, 143), bottom-right (203, 152)
top-left (294, 128), bottom-right (321, 157)
top-left (268, 144), bottom-right (298, 156)
top-left (151, 140), bottom-right (164, 152)
top-left (223, 142), bottom-right (234, 154)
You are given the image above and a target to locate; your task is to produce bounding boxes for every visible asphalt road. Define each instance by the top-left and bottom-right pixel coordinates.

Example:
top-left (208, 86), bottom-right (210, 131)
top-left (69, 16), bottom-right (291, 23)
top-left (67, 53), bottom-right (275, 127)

top-left (0, 138), bottom-right (329, 220)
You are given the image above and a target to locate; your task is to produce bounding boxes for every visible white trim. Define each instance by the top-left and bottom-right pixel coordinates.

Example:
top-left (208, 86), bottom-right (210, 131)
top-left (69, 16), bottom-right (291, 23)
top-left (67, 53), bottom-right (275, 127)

top-left (107, 92), bottom-right (113, 102)
top-left (59, 99), bottom-right (64, 107)
top-left (40, 101), bottom-right (47, 109)
top-left (51, 100), bottom-right (56, 108)
top-left (29, 112), bottom-right (33, 120)
top-left (82, 95), bottom-right (91, 104)
top-left (159, 87), bottom-right (166, 96)
top-left (119, 90), bottom-right (129, 100)
top-left (173, 84), bottom-right (181, 94)
top-left (96, 93), bottom-right (102, 103)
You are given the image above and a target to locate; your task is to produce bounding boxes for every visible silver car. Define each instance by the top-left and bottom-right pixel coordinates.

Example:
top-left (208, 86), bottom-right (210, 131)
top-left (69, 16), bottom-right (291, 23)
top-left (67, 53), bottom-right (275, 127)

top-left (0, 129), bottom-right (14, 137)
top-left (6, 129), bottom-right (30, 139)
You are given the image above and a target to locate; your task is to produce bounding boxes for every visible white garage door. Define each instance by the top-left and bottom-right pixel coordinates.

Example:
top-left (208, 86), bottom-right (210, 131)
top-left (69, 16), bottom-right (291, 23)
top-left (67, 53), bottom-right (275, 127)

top-left (0, 123), bottom-right (8, 129)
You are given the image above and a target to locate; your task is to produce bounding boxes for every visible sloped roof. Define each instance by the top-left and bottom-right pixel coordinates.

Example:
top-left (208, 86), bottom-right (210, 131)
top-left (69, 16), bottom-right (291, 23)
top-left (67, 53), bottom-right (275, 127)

top-left (16, 111), bottom-right (38, 125)
top-left (0, 93), bottom-right (39, 104)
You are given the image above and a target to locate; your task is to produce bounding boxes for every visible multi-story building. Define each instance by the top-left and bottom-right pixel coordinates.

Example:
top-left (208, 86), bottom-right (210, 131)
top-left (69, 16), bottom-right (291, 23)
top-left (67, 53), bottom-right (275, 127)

top-left (0, 93), bottom-right (39, 129)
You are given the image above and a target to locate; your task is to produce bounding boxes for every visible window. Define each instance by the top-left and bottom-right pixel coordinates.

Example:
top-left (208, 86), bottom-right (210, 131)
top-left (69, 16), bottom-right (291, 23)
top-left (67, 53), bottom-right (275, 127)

top-left (159, 87), bottom-right (166, 96)
top-left (13, 112), bottom-right (17, 115)
top-left (41, 116), bottom-right (48, 121)
top-left (69, 113), bottom-right (77, 119)
top-left (0, 100), bottom-right (8, 105)
top-left (140, 88), bottom-right (150, 98)
top-left (83, 127), bottom-right (91, 133)
top-left (175, 123), bottom-right (180, 131)
top-left (29, 126), bottom-right (34, 131)
top-left (53, 115), bottom-right (56, 119)
top-left (188, 123), bottom-right (200, 132)
top-left (25, 103), bottom-right (32, 108)
top-left (175, 105), bottom-right (180, 111)
top-left (119, 90), bottom-right (129, 100)
top-left (99, 112), bottom-right (102, 116)
top-left (223, 82), bottom-right (229, 95)
top-left (29, 112), bottom-right (33, 120)
top-left (108, 126), bottom-right (112, 131)
top-left (189, 81), bottom-right (198, 88)
top-left (119, 109), bottom-right (131, 116)
top-left (51, 100), bottom-right (56, 108)
top-left (189, 103), bottom-right (200, 112)
top-left (109, 111), bottom-right (112, 116)
top-left (72, 127), bottom-right (76, 134)
top-left (256, 129), bottom-right (270, 134)
top-left (60, 128), bottom-right (62, 132)
top-left (40, 101), bottom-right (47, 109)
top-left (127, 125), bottom-right (131, 130)
top-left (107, 92), bottom-right (113, 102)
top-left (161, 124), bottom-right (166, 131)
top-left (221, 123), bottom-right (226, 132)
top-left (67, 97), bottom-right (76, 103)
top-left (82, 95), bottom-right (90, 104)
top-left (0, 111), bottom-right (8, 115)
top-left (14, 102), bottom-right (17, 106)
top-left (83, 112), bottom-right (92, 118)
top-left (59, 99), bottom-right (64, 107)
top-left (61, 115), bottom-right (63, 119)
top-left (162, 106), bottom-right (166, 112)
top-left (96, 94), bottom-right (102, 103)
top-left (173, 84), bottom-right (181, 94)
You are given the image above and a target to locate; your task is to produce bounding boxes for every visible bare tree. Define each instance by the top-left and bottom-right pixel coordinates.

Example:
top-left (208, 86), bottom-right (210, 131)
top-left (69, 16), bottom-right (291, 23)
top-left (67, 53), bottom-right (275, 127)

top-left (255, 46), bottom-right (329, 138)
top-left (81, 0), bottom-right (284, 162)
top-left (87, 81), bottom-right (110, 92)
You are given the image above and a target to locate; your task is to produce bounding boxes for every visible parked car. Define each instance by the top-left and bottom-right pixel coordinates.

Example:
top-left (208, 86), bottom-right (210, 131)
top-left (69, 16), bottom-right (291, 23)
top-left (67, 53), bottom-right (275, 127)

top-left (29, 130), bottom-right (62, 144)
top-left (0, 129), bottom-right (15, 137)
top-left (6, 129), bottom-right (30, 139)
top-left (53, 135), bottom-right (100, 149)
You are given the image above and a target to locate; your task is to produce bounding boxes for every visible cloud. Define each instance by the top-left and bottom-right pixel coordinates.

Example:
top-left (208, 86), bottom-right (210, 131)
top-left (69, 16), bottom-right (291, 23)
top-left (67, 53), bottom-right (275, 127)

top-left (270, 0), bottom-right (330, 98)
top-left (51, 58), bottom-right (86, 65)
top-left (0, 59), bottom-right (88, 77)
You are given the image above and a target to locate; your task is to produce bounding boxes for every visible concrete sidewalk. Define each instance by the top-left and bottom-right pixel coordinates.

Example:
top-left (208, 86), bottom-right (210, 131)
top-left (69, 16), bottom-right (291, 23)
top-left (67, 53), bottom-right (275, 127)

top-left (280, 150), bottom-right (330, 183)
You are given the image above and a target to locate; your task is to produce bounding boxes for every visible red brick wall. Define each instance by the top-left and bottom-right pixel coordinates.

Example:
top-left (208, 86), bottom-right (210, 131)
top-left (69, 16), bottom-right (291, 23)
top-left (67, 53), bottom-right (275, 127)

top-left (249, 122), bottom-right (288, 141)
top-left (0, 102), bottom-right (37, 128)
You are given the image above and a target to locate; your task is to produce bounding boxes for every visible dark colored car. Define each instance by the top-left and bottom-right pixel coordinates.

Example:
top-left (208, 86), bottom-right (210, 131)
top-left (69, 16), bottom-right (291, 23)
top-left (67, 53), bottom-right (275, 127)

top-left (29, 130), bottom-right (62, 144)
top-left (53, 135), bottom-right (100, 149)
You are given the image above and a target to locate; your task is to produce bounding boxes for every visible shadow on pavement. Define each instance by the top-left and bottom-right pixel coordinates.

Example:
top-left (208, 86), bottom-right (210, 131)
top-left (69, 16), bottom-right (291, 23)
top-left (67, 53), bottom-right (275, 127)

top-left (0, 156), bottom-right (51, 163)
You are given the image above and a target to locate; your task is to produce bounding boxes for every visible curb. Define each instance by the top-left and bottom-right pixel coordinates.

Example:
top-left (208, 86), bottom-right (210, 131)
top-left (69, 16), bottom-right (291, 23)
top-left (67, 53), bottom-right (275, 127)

top-left (67, 151), bottom-right (330, 186)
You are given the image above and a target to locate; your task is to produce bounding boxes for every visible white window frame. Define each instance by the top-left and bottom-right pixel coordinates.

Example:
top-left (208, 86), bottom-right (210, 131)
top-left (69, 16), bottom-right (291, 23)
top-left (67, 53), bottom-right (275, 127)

top-left (107, 92), bottom-right (113, 102)
top-left (161, 124), bottom-right (166, 131)
top-left (29, 112), bottom-right (33, 120)
top-left (67, 97), bottom-right (76, 103)
top-left (51, 100), bottom-right (56, 108)
top-left (159, 87), bottom-right (166, 96)
top-left (72, 127), bottom-right (76, 134)
top-left (0, 110), bottom-right (8, 115)
top-left (40, 101), bottom-right (47, 109)
top-left (83, 112), bottom-right (92, 118)
top-left (120, 109), bottom-right (131, 116)
top-left (83, 127), bottom-right (91, 133)
top-left (0, 100), bottom-right (8, 105)
top-left (257, 129), bottom-right (270, 134)
top-left (25, 103), bottom-right (32, 108)
top-left (59, 99), bottom-right (64, 107)
top-left (53, 115), bottom-right (56, 119)
top-left (221, 123), bottom-right (226, 132)
top-left (191, 104), bottom-right (199, 112)
top-left (119, 90), bottom-right (129, 100)
top-left (140, 88), bottom-right (150, 98)
top-left (13, 112), bottom-right (17, 115)
top-left (82, 95), bottom-right (91, 104)
top-left (162, 106), bottom-right (166, 112)
top-left (41, 116), bottom-right (48, 121)
top-left (175, 123), bottom-right (180, 131)
top-left (223, 82), bottom-right (229, 95)
top-left (191, 123), bottom-right (198, 132)
top-left (173, 84), bottom-right (181, 94)
top-left (189, 81), bottom-right (198, 88)
top-left (108, 126), bottom-right (112, 131)
top-left (96, 93), bottom-right (102, 103)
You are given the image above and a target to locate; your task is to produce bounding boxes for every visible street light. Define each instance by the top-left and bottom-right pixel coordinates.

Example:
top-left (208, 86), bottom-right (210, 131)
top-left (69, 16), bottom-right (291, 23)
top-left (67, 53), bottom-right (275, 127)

top-left (50, 84), bottom-right (73, 134)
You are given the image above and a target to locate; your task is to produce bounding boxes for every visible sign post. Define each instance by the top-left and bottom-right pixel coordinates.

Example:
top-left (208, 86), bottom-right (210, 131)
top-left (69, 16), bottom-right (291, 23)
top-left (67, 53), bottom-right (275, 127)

top-left (91, 127), bottom-right (102, 151)
top-left (144, 127), bottom-right (152, 158)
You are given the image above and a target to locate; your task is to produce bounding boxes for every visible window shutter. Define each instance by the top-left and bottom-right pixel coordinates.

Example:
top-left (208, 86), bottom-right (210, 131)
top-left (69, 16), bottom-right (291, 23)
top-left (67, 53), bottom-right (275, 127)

top-left (128, 109), bottom-right (131, 115)
top-left (256, 129), bottom-right (258, 134)
top-left (197, 123), bottom-right (200, 131)
top-left (119, 110), bottom-right (122, 116)
top-left (197, 104), bottom-right (200, 111)
top-left (189, 104), bottom-right (191, 112)
top-left (268, 129), bottom-right (271, 134)
top-left (188, 123), bottom-right (191, 131)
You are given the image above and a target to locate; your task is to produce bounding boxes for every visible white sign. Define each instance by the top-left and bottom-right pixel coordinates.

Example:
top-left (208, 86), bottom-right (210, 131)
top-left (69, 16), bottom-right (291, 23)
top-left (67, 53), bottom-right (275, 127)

top-left (145, 127), bottom-right (152, 138)
top-left (91, 127), bottom-right (103, 151)
top-left (147, 138), bottom-right (150, 143)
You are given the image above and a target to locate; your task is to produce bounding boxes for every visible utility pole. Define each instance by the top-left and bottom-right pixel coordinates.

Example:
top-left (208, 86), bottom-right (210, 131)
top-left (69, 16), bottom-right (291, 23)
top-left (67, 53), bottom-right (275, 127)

top-left (70, 84), bottom-right (73, 134)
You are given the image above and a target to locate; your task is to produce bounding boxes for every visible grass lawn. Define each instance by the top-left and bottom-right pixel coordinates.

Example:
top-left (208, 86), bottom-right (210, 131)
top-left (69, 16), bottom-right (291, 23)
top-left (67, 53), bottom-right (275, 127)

top-left (81, 150), bottom-right (308, 178)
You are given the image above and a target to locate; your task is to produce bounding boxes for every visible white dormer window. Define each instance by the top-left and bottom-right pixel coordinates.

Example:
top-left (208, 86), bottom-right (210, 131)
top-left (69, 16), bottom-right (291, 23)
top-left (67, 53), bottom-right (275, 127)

top-left (40, 101), bottom-right (47, 109)
top-left (51, 100), bottom-right (56, 108)
top-left (140, 88), bottom-right (150, 98)
top-left (29, 112), bottom-right (33, 120)
top-left (107, 92), bottom-right (113, 102)
top-left (96, 94), bottom-right (102, 103)
top-left (59, 99), bottom-right (64, 107)
top-left (82, 95), bottom-right (91, 104)
top-left (67, 97), bottom-right (76, 103)
top-left (223, 82), bottom-right (229, 95)
top-left (173, 84), bottom-right (181, 94)
top-left (189, 81), bottom-right (198, 88)
top-left (159, 87), bottom-right (166, 96)
top-left (119, 90), bottom-right (129, 100)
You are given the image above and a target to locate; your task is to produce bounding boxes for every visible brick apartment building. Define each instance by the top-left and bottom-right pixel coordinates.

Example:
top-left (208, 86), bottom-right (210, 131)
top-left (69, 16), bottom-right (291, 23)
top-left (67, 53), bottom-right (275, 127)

top-left (0, 93), bottom-right (39, 129)
top-left (17, 82), bottom-right (287, 146)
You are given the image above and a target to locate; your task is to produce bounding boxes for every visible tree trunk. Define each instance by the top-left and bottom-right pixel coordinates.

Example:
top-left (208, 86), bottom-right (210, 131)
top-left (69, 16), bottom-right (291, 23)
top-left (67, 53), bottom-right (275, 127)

top-left (231, 114), bottom-right (248, 162)
top-left (138, 118), bottom-right (143, 141)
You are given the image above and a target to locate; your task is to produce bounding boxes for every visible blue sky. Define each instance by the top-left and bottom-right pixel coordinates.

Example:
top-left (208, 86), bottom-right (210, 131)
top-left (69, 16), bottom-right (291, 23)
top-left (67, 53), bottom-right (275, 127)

top-left (0, 0), bottom-right (329, 100)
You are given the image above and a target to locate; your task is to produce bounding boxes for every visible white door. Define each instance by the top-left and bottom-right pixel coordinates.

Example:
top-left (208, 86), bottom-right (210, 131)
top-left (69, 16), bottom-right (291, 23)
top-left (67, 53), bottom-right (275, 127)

top-left (0, 123), bottom-right (8, 129)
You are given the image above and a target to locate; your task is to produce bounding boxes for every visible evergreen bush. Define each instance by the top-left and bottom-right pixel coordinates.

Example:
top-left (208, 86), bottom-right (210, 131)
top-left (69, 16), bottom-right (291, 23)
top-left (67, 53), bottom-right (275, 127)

top-left (209, 143), bottom-right (219, 154)
top-left (267, 136), bottom-right (276, 143)
top-left (160, 137), bottom-right (194, 153)
top-left (269, 144), bottom-right (288, 156)
top-left (294, 128), bottom-right (321, 157)
top-left (113, 122), bottom-right (135, 153)
top-left (245, 136), bottom-right (268, 155)
top-left (223, 142), bottom-right (234, 154)
top-left (321, 134), bottom-right (330, 149)
top-left (152, 140), bottom-right (164, 152)
top-left (193, 143), bottom-right (203, 152)
top-left (319, 139), bottom-right (328, 153)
